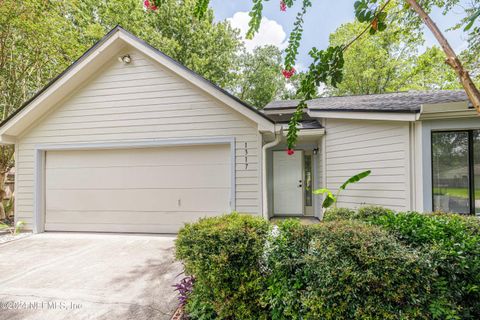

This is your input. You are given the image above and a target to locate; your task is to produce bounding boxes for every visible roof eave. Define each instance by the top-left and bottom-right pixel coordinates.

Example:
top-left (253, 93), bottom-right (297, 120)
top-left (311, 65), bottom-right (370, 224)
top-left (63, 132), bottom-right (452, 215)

top-left (419, 101), bottom-right (476, 120)
top-left (307, 109), bottom-right (420, 121)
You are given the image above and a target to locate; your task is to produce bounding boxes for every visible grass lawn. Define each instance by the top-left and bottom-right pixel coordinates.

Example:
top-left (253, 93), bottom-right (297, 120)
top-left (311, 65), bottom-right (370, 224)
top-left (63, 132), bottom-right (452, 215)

top-left (434, 187), bottom-right (480, 199)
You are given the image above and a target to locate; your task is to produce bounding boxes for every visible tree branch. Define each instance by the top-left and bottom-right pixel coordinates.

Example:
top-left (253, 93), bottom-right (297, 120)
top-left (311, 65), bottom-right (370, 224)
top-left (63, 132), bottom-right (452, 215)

top-left (343, 0), bottom-right (392, 52)
top-left (405, 0), bottom-right (480, 112)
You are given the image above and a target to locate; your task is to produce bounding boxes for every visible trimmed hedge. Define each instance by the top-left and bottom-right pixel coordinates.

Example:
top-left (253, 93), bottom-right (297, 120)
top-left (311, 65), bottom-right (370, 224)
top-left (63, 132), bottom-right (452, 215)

top-left (263, 219), bottom-right (437, 319)
top-left (174, 210), bottom-right (480, 319)
top-left (327, 206), bottom-right (480, 319)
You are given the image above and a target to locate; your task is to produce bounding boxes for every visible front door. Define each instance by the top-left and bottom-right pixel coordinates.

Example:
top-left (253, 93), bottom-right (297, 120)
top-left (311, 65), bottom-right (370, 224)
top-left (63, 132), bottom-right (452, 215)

top-left (273, 150), bottom-right (304, 215)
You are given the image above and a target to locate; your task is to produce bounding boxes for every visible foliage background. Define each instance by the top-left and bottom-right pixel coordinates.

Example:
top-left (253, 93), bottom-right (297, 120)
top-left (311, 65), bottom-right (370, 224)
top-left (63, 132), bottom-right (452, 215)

top-left (175, 210), bottom-right (480, 319)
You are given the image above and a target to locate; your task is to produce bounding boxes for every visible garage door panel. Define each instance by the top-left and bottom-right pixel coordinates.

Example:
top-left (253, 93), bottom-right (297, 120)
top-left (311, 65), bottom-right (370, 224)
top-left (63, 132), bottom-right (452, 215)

top-left (46, 188), bottom-right (230, 212)
top-left (46, 164), bottom-right (230, 189)
top-left (45, 144), bottom-right (231, 233)
top-left (45, 221), bottom-right (201, 233)
top-left (46, 145), bottom-right (230, 168)
top-left (45, 210), bottom-right (224, 225)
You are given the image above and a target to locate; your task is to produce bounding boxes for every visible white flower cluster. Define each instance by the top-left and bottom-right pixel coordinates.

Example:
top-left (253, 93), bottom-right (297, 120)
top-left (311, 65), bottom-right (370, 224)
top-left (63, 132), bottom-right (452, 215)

top-left (259, 225), bottom-right (281, 274)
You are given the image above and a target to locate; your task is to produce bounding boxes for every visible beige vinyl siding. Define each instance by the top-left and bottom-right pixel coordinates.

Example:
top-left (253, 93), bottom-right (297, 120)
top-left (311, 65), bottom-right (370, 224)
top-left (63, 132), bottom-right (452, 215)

top-left (325, 119), bottom-right (411, 211)
top-left (16, 48), bottom-right (261, 227)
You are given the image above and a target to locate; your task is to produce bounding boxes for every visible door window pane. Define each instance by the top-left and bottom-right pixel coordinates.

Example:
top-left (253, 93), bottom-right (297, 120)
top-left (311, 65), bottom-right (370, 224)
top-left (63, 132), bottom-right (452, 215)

top-left (432, 131), bottom-right (470, 214)
top-left (474, 130), bottom-right (480, 216)
top-left (304, 155), bottom-right (313, 206)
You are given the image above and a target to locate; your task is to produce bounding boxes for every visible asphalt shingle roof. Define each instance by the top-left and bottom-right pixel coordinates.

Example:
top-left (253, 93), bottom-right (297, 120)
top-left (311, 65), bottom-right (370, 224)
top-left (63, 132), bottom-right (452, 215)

top-left (265, 90), bottom-right (469, 113)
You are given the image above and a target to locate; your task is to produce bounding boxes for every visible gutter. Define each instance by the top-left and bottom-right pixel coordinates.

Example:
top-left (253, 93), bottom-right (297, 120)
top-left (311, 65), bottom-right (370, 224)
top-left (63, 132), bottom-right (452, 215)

top-left (262, 130), bottom-right (282, 219)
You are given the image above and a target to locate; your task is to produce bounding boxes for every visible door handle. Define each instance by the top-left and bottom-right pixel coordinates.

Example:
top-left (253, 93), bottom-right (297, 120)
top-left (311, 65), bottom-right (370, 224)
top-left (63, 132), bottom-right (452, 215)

top-left (298, 180), bottom-right (303, 188)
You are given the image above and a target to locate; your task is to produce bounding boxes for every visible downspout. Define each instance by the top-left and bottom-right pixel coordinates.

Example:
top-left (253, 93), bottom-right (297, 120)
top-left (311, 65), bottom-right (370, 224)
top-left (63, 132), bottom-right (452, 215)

top-left (262, 129), bottom-right (282, 219)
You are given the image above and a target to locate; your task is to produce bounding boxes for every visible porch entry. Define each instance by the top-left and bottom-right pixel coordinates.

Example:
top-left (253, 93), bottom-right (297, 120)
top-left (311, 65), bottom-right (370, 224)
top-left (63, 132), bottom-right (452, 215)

top-left (273, 150), bottom-right (305, 215)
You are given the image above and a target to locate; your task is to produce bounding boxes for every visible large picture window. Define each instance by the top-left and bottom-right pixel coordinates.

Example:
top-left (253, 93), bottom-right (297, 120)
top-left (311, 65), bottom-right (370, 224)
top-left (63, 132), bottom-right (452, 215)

top-left (432, 130), bottom-right (479, 215)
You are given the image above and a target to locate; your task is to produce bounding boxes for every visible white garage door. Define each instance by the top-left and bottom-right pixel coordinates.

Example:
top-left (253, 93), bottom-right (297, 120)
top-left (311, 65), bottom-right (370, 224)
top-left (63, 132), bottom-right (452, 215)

top-left (45, 144), bottom-right (231, 233)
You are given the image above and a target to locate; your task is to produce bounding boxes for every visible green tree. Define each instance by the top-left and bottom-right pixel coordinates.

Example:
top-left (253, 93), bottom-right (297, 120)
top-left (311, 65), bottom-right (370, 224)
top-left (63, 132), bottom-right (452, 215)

top-left (326, 20), bottom-right (421, 95)
top-left (0, 0), bottom-right (81, 219)
top-left (0, 1), bottom-right (79, 119)
top-left (405, 46), bottom-right (461, 90)
top-left (325, 20), bottom-right (464, 95)
top-left (230, 45), bottom-right (286, 109)
top-left (65, 0), bottom-right (241, 88)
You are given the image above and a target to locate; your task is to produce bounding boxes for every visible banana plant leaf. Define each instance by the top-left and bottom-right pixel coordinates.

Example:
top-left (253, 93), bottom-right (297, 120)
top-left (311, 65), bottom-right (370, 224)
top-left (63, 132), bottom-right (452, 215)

top-left (339, 170), bottom-right (371, 190)
top-left (313, 188), bottom-right (337, 208)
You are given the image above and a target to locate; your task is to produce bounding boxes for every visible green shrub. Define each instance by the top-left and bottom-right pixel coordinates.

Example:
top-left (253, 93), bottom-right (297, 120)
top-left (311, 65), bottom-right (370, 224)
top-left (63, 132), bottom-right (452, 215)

top-left (323, 207), bottom-right (356, 221)
top-left (176, 210), bottom-right (480, 319)
top-left (263, 220), bottom-right (438, 319)
top-left (261, 219), bottom-right (439, 319)
top-left (175, 213), bottom-right (270, 319)
top-left (261, 219), bottom-right (314, 319)
top-left (357, 205), bottom-right (394, 219)
top-left (366, 211), bottom-right (480, 319)
top-left (324, 206), bottom-right (393, 221)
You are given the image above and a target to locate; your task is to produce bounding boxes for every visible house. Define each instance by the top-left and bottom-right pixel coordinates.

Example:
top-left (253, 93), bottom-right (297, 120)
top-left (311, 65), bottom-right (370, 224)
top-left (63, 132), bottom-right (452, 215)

top-left (264, 92), bottom-right (479, 217)
top-left (0, 27), bottom-right (478, 234)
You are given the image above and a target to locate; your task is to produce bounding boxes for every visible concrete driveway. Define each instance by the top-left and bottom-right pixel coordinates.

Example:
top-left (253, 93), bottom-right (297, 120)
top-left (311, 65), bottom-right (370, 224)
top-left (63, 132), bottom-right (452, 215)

top-left (0, 233), bottom-right (182, 320)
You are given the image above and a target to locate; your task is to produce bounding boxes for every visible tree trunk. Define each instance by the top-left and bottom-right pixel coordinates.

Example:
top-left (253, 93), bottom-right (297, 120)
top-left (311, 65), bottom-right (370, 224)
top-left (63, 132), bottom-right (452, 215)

top-left (405, 0), bottom-right (480, 113)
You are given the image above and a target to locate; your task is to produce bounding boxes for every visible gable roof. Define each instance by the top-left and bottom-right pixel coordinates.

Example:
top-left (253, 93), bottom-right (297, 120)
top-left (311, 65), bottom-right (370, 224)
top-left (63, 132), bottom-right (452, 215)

top-left (265, 90), bottom-right (469, 113)
top-left (0, 26), bottom-right (274, 141)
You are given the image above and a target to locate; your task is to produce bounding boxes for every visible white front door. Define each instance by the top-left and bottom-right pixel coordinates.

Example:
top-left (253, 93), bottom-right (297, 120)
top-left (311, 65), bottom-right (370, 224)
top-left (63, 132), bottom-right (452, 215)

top-left (273, 150), bottom-right (303, 215)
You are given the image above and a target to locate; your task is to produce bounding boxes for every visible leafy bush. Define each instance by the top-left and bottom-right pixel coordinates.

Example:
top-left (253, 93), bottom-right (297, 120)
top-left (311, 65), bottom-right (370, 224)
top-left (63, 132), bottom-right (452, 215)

top-left (322, 207), bottom-right (356, 221)
top-left (264, 220), bottom-right (438, 319)
top-left (175, 209), bottom-right (480, 319)
top-left (357, 205), bottom-right (394, 219)
top-left (366, 211), bottom-right (480, 319)
top-left (261, 219), bottom-right (314, 319)
top-left (324, 206), bottom-right (393, 221)
top-left (175, 213), bottom-right (270, 319)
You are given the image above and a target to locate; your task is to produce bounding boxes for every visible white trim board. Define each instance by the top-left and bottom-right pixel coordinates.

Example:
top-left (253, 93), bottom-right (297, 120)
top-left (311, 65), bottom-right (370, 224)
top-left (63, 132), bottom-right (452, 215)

top-left (266, 109), bottom-right (419, 121)
top-left (308, 110), bottom-right (418, 121)
top-left (33, 137), bottom-right (236, 233)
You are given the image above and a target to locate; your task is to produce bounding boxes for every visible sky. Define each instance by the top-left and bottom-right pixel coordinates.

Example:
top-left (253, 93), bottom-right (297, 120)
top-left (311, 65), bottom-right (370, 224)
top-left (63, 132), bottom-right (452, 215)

top-left (210, 0), bottom-right (472, 69)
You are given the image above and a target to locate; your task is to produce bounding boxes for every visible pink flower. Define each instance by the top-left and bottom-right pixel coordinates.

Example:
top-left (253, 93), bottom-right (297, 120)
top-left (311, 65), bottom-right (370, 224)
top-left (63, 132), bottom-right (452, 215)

top-left (282, 67), bottom-right (296, 79)
top-left (280, 0), bottom-right (287, 11)
top-left (144, 0), bottom-right (158, 11)
top-left (287, 149), bottom-right (295, 155)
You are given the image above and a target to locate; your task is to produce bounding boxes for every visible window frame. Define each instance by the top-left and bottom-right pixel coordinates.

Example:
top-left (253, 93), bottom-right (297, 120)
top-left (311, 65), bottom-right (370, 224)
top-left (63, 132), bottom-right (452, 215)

top-left (431, 129), bottom-right (476, 215)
